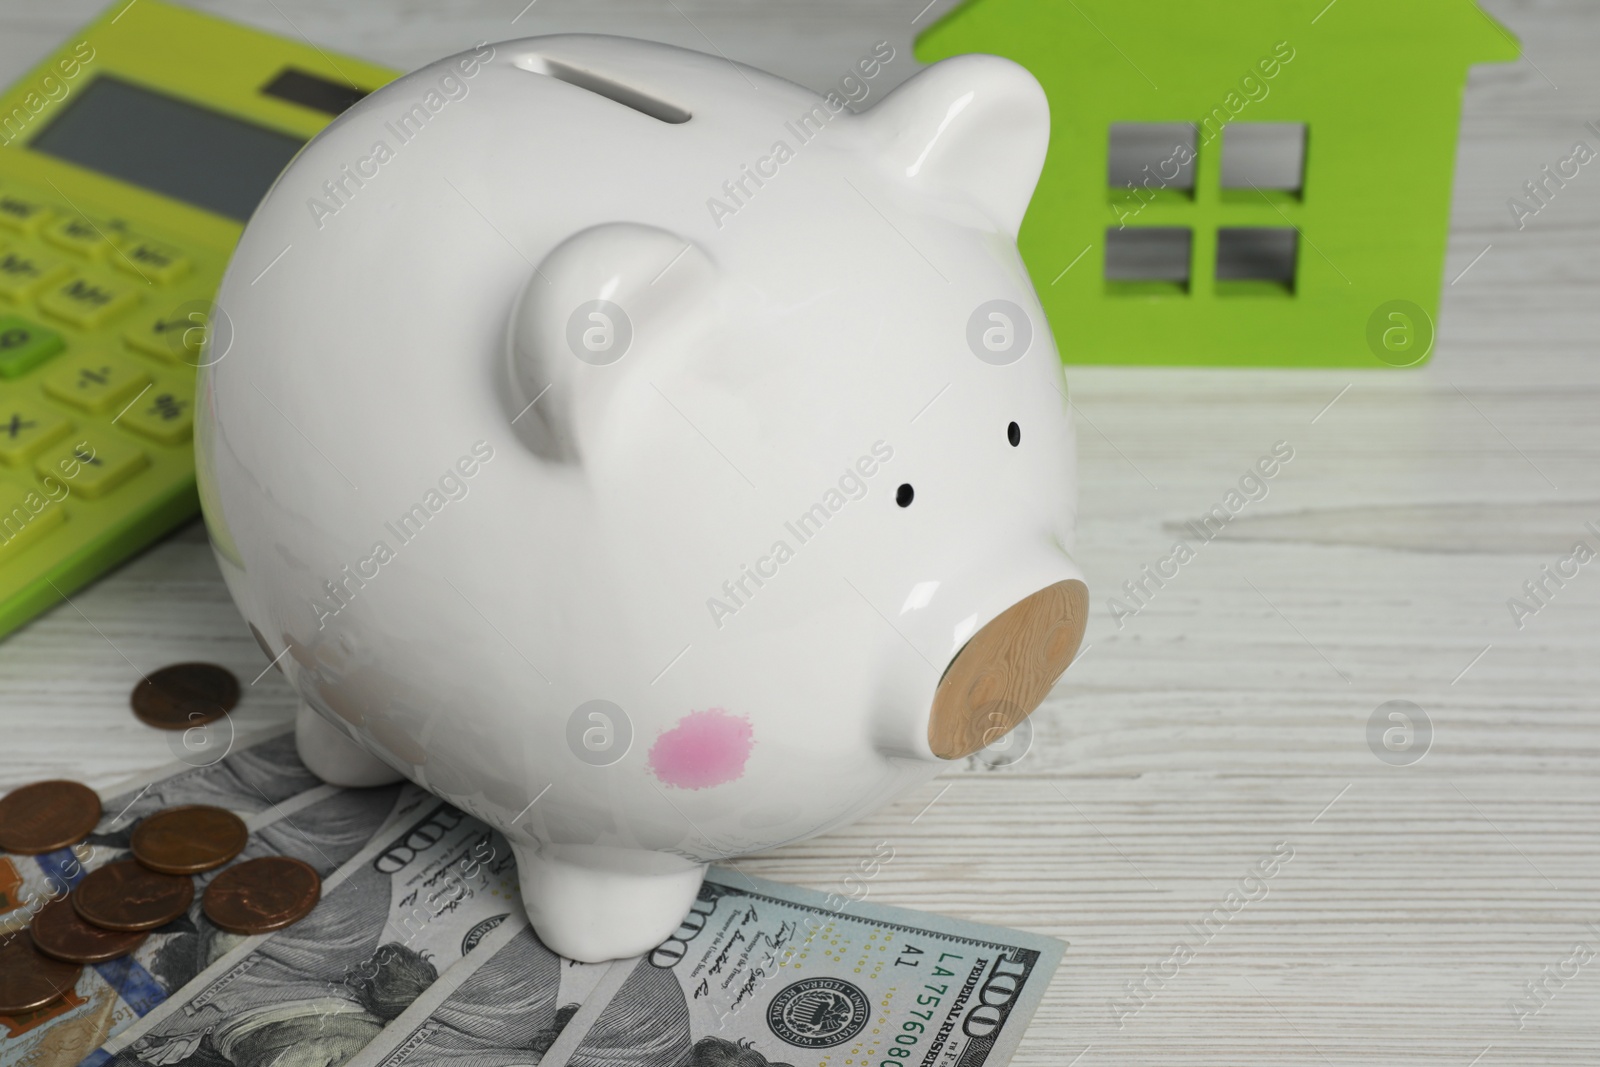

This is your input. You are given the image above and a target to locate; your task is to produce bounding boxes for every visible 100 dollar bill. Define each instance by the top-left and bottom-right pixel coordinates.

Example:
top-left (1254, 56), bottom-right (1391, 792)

top-left (0, 731), bottom-right (424, 1067)
top-left (542, 867), bottom-right (1065, 1067)
top-left (88, 800), bottom-right (527, 1067)
top-left (340, 913), bottom-right (610, 1067)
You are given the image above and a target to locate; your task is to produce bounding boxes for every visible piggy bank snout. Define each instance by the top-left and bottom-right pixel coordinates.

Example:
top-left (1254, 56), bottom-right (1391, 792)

top-left (927, 579), bottom-right (1088, 759)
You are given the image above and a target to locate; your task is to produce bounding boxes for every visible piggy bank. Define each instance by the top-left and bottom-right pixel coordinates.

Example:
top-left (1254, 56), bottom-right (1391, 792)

top-left (199, 34), bottom-right (1087, 962)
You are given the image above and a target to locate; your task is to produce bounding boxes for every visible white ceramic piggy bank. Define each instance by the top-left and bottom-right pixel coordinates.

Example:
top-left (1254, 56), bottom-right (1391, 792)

top-left (199, 34), bottom-right (1087, 962)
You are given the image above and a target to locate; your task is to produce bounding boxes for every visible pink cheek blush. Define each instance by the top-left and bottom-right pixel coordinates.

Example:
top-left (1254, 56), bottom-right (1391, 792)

top-left (648, 708), bottom-right (753, 790)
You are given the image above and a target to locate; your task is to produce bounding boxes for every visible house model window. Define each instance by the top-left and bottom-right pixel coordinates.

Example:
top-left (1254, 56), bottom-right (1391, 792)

top-left (1221, 123), bottom-right (1306, 193)
top-left (1105, 227), bottom-right (1191, 291)
top-left (1107, 123), bottom-right (1196, 195)
top-left (1217, 227), bottom-right (1298, 289)
top-left (1104, 121), bottom-right (1308, 295)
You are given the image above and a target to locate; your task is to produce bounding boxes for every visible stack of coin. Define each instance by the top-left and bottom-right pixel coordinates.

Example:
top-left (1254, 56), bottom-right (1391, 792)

top-left (0, 779), bottom-right (103, 1015)
top-left (1, 784), bottom-right (322, 1015)
top-left (1, 661), bottom-right (324, 1016)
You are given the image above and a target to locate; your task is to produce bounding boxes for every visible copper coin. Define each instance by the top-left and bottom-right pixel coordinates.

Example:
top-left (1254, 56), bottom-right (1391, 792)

top-left (31, 897), bottom-right (147, 964)
top-left (0, 779), bottom-right (101, 854)
top-left (0, 932), bottom-right (82, 1014)
top-left (130, 662), bottom-right (240, 730)
top-left (131, 805), bottom-right (248, 875)
top-left (72, 859), bottom-right (194, 932)
top-left (203, 856), bottom-right (321, 934)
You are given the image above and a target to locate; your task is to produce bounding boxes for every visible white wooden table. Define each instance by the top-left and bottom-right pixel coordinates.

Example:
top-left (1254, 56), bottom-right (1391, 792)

top-left (3, 1), bottom-right (1598, 1064)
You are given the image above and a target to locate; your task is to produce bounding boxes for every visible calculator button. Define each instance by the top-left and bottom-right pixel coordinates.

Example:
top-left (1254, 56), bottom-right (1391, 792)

top-left (0, 399), bottom-right (71, 466)
top-left (0, 316), bottom-right (65, 379)
top-left (34, 436), bottom-right (148, 500)
top-left (0, 192), bottom-right (53, 235)
top-left (0, 246), bottom-right (73, 302)
top-left (117, 385), bottom-right (193, 446)
top-left (113, 235), bottom-right (191, 286)
top-left (123, 308), bottom-right (207, 363)
top-left (0, 475), bottom-right (66, 557)
top-left (37, 273), bottom-right (142, 329)
top-left (43, 355), bottom-right (151, 414)
top-left (42, 215), bottom-right (112, 259)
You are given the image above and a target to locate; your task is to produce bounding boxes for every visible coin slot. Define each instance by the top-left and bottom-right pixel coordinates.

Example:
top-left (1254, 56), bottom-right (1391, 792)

top-left (514, 55), bottom-right (691, 124)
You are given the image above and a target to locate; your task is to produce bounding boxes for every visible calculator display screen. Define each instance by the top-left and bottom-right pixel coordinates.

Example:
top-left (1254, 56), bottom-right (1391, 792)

top-left (28, 75), bottom-right (305, 222)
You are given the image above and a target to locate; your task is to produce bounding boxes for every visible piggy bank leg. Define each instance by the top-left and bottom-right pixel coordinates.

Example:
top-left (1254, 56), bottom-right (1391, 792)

top-left (294, 704), bottom-right (404, 787)
top-left (511, 842), bottom-right (706, 963)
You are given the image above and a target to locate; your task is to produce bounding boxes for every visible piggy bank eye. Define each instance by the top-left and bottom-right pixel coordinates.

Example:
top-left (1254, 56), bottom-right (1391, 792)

top-left (896, 484), bottom-right (915, 507)
top-left (1007, 421), bottom-right (1021, 447)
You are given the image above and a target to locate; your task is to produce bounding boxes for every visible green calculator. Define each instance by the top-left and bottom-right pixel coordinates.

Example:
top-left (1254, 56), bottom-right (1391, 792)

top-left (0, 0), bottom-right (395, 640)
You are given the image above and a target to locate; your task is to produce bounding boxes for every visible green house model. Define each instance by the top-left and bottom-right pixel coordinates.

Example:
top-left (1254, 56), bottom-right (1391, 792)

top-left (915, 0), bottom-right (1519, 367)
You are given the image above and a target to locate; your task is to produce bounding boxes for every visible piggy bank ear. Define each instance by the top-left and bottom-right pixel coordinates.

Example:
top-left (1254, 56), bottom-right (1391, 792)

top-left (506, 223), bottom-right (717, 463)
top-left (862, 54), bottom-right (1049, 235)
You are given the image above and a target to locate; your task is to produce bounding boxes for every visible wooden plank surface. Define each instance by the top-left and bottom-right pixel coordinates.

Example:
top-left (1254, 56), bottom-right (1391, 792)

top-left (2, 1), bottom-right (1598, 1063)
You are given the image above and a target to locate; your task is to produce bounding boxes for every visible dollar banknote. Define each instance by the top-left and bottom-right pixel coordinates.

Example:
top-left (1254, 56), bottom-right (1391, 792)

top-left (88, 800), bottom-right (528, 1067)
top-left (340, 914), bottom-right (610, 1067)
top-left (540, 867), bottom-right (1065, 1067)
top-left (0, 730), bottom-right (428, 1067)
